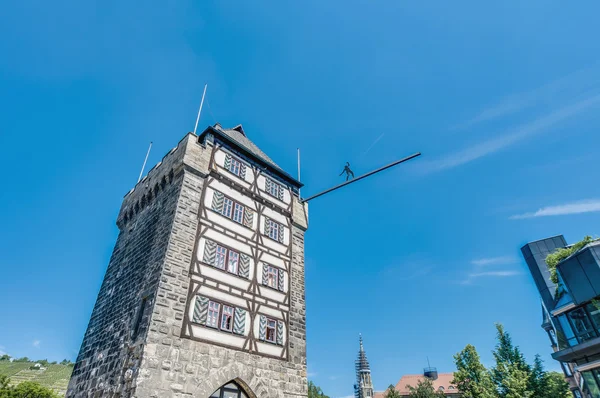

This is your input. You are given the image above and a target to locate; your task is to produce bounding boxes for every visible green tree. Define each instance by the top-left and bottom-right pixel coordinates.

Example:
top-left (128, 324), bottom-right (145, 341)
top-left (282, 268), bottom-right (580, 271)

top-left (452, 344), bottom-right (496, 398)
top-left (307, 381), bottom-right (329, 398)
top-left (528, 355), bottom-right (546, 397)
top-left (7, 381), bottom-right (61, 398)
top-left (384, 384), bottom-right (402, 398)
top-left (0, 377), bottom-right (61, 398)
top-left (60, 359), bottom-right (73, 366)
top-left (491, 324), bottom-right (532, 398)
top-left (543, 372), bottom-right (571, 398)
top-left (0, 355), bottom-right (10, 362)
top-left (406, 378), bottom-right (446, 398)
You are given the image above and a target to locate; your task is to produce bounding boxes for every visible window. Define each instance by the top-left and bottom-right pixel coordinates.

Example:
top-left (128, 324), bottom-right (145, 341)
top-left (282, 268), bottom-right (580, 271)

top-left (267, 266), bottom-right (278, 289)
top-left (574, 389), bottom-right (582, 398)
top-left (561, 362), bottom-right (573, 377)
top-left (228, 251), bottom-right (239, 274)
top-left (215, 245), bottom-right (227, 269)
top-left (266, 318), bottom-right (277, 342)
top-left (222, 197), bottom-right (233, 218)
top-left (228, 157), bottom-right (242, 176)
top-left (582, 370), bottom-right (600, 398)
top-left (268, 220), bottom-right (280, 241)
top-left (568, 307), bottom-right (598, 342)
top-left (267, 178), bottom-right (280, 198)
top-left (233, 202), bottom-right (244, 224)
top-left (207, 301), bottom-right (220, 328)
top-left (558, 314), bottom-right (578, 346)
top-left (221, 305), bottom-right (234, 332)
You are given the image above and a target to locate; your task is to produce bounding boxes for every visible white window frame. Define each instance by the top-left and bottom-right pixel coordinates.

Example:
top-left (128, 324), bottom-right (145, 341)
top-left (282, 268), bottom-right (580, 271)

top-left (267, 178), bottom-right (280, 198)
top-left (207, 301), bottom-right (220, 328)
top-left (268, 220), bottom-right (280, 241)
top-left (266, 266), bottom-right (278, 289)
top-left (266, 318), bottom-right (277, 343)
top-left (228, 251), bottom-right (239, 275)
top-left (233, 202), bottom-right (244, 224)
top-left (215, 245), bottom-right (227, 269)
top-left (228, 157), bottom-right (242, 176)
top-left (222, 197), bottom-right (233, 218)
top-left (221, 305), bottom-right (234, 332)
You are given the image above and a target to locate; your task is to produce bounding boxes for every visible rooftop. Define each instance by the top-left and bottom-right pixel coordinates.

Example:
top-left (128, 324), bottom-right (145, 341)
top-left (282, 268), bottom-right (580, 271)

top-left (374, 373), bottom-right (459, 397)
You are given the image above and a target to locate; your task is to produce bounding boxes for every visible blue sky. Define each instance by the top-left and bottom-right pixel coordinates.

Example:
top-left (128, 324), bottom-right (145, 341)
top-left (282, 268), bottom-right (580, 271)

top-left (1, 1), bottom-right (600, 397)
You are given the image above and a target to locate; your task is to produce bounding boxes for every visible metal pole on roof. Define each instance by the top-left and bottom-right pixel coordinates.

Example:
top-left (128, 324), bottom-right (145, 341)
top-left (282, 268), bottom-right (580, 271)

top-left (137, 142), bottom-right (153, 183)
top-left (193, 84), bottom-right (208, 135)
top-left (300, 152), bottom-right (421, 203)
top-left (297, 148), bottom-right (301, 197)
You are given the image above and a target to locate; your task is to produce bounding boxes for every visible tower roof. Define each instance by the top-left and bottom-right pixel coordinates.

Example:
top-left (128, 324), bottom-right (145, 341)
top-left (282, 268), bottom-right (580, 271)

top-left (356, 334), bottom-right (371, 373)
top-left (199, 123), bottom-right (302, 188)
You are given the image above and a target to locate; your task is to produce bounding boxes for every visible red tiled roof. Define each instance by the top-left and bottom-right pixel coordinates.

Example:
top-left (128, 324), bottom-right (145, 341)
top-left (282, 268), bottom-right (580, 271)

top-left (396, 373), bottom-right (458, 395)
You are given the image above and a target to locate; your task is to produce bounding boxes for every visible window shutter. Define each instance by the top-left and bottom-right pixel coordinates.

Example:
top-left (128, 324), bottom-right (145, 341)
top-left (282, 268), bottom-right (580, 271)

top-left (262, 263), bottom-right (269, 285)
top-left (277, 320), bottom-right (284, 345)
top-left (278, 223), bottom-right (285, 244)
top-left (264, 217), bottom-right (271, 236)
top-left (243, 207), bottom-right (254, 228)
top-left (233, 308), bottom-right (246, 335)
top-left (224, 154), bottom-right (232, 170)
top-left (240, 163), bottom-right (247, 179)
top-left (202, 240), bottom-right (217, 265)
top-left (239, 254), bottom-right (250, 279)
top-left (277, 269), bottom-right (285, 291)
top-left (265, 178), bottom-right (272, 193)
top-left (211, 191), bottom-right (224, 213)
top-left (278, 185), bottom-right (284, 201)
top-left (259, 315), bottom-right (267, 341)
top-left (192, 296), bottom-right (209, 325)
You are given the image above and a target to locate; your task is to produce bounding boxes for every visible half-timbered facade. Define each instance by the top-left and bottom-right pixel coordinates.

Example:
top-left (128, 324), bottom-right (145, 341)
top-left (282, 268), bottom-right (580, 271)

top-left (67, 123), bottom-right (309, 398)
top-left (183, 126), bottom-right (299, 361)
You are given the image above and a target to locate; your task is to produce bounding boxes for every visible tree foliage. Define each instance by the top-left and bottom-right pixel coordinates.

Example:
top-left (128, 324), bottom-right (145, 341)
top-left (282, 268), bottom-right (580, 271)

top-left (406, 378), bottom-right (446, 398)
top-left (0, 376), bottom-right (61, 398)
top-left (0, 356), bottom-right (10, 362)
top-left (452, 344), bottom-right (495, 398)
top-left (307, 381), bottom-right (330, 398)
top-left (546, 236), bottom-right (595, 284)
top-left (453, 324), bottom-right (571, 398)
top-left (384, 384), bottom-right (402, 398)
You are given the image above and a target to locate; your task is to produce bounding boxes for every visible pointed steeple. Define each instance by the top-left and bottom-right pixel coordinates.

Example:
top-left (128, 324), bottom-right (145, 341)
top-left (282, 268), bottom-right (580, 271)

top-left (354, 334), bottom-right (374, 398)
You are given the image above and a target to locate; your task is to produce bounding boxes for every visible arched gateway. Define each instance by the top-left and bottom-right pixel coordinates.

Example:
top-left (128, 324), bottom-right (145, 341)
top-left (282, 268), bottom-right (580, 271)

top-left (210, 380), bottom-right (252, 398)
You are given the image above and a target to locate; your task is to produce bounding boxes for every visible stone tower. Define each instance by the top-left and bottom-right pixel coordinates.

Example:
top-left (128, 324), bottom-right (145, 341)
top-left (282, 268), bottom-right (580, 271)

top-left (354, 335), bottom-right (374, 398)
top-left (67, 124), bottom-right (309, 398)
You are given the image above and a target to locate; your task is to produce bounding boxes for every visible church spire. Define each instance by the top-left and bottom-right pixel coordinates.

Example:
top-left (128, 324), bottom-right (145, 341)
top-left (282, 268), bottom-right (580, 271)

top-left (354, 334), bottom-right (374, 398)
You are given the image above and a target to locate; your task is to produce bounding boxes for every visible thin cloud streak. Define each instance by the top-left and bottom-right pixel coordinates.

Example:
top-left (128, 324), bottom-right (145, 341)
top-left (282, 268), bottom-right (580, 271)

top-left (471, 256), bottom-right (517, 266)
top-left (32, 340), bottom-right (41, 348)
top-left (461, 270), bottom-right (520, 285)
top-left (362, 133), bottom-right (385, 156)
top-left (510, 199), bottom-right (600, 219)
top-left (455, 62), bottom-right (600, 130)
top-left (419, 94), bottom-right (600, 174)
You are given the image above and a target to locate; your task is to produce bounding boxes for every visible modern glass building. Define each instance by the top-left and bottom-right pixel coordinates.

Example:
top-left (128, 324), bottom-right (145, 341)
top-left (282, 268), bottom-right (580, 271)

top-left (522, 235), bottom-right (600, 398)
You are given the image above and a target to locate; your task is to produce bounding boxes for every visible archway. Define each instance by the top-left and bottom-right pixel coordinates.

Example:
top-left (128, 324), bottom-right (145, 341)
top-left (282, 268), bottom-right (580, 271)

top-left (209, 380), bottom-right (252, 398)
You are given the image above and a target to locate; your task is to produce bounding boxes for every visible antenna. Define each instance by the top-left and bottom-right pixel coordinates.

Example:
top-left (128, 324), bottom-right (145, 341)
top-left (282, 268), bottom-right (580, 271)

top-left (297, 148), bottom-right (301, 198)
top-left (138, 142), bottom-right (153, 183)
top-left (427, 356), bottom-right (431, 368)
top-left (193, 84), bottom-right (208, 135)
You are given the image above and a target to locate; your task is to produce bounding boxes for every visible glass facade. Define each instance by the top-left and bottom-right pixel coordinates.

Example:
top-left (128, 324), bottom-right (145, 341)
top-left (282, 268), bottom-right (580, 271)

top-left (558, 303), bottom-right (600, 347)
top-left (581, 369), bottom-right (600, 398)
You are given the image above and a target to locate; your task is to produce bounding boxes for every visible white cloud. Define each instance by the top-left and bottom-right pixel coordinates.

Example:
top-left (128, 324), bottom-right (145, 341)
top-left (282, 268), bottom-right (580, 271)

top-left (307, 372), bottom-right (318, 378)
top-left (420, 94), bottom-right (600, 173)
top-left (510, 199), bottom-right (600, 220)
top-left (461, 271), bottom-right (520, 285)
top-left (335, 395), bottom-right (355, 398)
top-left (471, 256), bottom-right (517, 266)
top-left (33, 340), bottom-right (41, 348)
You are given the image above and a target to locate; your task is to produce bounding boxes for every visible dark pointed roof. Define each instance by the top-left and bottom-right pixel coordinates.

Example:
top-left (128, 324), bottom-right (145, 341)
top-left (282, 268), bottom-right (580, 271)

top-left (356, 334), bottom-right (371, 373)
top-left (199, 123), bottom-right (302, 188)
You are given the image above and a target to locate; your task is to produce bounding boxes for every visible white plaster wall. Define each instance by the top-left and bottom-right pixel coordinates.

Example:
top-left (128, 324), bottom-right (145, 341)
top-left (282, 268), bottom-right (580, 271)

top-left (260, 252), bottom-right (286, 269)
top-left (259, 285), bottom-right (286, 302)
top-left (256, 306), bottom-right (282, 319)
top-left (198, 286), bottom-right (248, 309)
top-left (201, 265), bottom-right (252, 291)
top-left (190, 324), bottom-right (247, 347)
